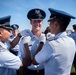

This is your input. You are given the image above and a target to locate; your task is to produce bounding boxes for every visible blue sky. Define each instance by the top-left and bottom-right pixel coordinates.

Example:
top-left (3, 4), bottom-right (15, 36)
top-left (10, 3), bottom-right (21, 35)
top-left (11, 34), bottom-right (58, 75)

top-left (0, 0), bottom-right (76, 31)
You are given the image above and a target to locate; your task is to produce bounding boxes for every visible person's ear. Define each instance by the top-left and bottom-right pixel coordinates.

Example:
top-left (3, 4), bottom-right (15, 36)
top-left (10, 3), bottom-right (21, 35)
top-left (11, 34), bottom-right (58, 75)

top-left (54, 21), bottom-right (59, 28)
top-left (0, 31), bottom-right (2, 37)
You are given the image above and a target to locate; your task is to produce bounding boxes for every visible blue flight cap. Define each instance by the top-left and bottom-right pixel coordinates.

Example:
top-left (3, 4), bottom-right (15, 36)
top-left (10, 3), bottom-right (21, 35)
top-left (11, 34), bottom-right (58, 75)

top-left (0, 15), bottom-right (12, 30)
top-left (27, 8), bottom-right (46, 20)
top-left (11, 24), bottom-right (19, 30)
top-left (73, 24), bottom-right (76, 30)
top-left (48, 8), bottom-right (76, 22)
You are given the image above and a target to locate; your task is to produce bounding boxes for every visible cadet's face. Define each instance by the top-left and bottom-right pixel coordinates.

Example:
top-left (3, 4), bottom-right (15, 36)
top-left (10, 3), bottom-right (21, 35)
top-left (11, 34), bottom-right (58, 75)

top-left (12, 29), bottom-right (18, 36)
top-left (30, 19), bottom-right (43, 32)
top-left (1, 29), bottom-right (11, 42)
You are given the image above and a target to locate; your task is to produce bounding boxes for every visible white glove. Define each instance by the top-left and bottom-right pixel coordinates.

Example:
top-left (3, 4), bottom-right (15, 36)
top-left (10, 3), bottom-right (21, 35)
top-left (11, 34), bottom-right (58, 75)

top-left (39, 34), bottom-right (46, 43)
top-left (23, 36), bottom-right (31, 44)
top-left (46, 32), bottom-right (55, 40)
top-left (20, 29), bottom-right (31, 37)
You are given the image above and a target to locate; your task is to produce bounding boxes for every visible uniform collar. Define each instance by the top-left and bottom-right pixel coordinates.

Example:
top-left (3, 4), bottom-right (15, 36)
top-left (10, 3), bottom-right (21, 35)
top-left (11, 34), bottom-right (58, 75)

top-left (54, 32), bottom-right (67, 39)
top-left (0, 42), bottom-right (7, 49)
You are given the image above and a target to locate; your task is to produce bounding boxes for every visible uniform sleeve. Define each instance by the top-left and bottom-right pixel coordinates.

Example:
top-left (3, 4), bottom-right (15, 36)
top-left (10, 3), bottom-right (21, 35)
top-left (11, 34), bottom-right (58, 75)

top-left (0, 50), bottom-right (22, 70)
top-left (35, 41), bottom-right (53, 64)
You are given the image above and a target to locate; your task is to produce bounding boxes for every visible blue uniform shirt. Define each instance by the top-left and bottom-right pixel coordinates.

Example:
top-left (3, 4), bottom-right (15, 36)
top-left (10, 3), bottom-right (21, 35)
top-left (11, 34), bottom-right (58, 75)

top-left (19, 29), bottom-right (45, 70)
top-left (35, 32), bottom-right (76, 75)
top-left (0, 42), bottom-right (21, 75)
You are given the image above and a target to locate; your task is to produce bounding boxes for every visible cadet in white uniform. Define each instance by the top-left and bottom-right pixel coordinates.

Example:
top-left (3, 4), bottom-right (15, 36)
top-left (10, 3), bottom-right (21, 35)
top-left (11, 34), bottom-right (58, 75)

top-left (0, 16), bottom-right (31, 75)
top-left (19, 8), bottom-right (46, 75)
top-left (69, 24), bottom-right (76, 73)
top-left (5, 24), bottom-right (20, 56)
top-left (69, 24), bottom-right (76, 43)
top-left (32, 8), bottom-right (76, 75)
